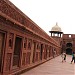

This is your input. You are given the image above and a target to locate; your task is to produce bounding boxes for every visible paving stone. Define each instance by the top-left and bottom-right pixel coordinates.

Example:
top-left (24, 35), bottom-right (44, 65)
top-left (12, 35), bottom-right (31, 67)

top-left (21, 55), bottom-right (75, 75)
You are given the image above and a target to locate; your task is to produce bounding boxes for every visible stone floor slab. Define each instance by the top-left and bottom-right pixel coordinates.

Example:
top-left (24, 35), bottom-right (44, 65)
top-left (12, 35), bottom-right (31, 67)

top-left (21, 55), bottom-right (75, 75)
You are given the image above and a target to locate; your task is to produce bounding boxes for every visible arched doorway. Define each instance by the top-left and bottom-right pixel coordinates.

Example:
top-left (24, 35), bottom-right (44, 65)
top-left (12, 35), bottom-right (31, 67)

top-left (66, 43), bottom-right (72, 55)
top-left (66, 48), bottom-right (72, 55)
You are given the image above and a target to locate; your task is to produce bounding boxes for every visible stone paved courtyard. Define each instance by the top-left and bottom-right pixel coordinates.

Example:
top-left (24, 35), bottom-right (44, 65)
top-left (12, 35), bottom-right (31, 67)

top-left (21, 55), bottom-right (75, 75)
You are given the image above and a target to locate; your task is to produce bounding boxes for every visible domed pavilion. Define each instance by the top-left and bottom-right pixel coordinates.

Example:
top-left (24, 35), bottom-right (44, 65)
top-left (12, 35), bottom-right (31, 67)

top-left (49, 22), bottom-right (63, 37)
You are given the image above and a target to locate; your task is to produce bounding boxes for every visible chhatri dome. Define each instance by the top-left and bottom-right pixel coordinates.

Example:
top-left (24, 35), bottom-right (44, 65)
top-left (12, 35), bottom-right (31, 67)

top-left (51, 22), bottom-right (61, 32)
top-left (49, 22), bottom-right (63, 37)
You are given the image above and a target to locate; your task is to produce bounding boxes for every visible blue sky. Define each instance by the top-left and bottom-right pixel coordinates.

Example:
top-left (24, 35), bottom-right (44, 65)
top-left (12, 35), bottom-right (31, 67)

top-left (9, 0), bottom-right (75, 35)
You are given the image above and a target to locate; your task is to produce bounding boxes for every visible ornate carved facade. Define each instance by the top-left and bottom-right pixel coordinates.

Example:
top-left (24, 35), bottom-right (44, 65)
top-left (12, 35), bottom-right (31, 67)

top-left (0, 0), bottom-right (61, 75)
top-left (0, 0), bottom-right (74, 75)
top-left (62, 34), bottom-right (75, 54)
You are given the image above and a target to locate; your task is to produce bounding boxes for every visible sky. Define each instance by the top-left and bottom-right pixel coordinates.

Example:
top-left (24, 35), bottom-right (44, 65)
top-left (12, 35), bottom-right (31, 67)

top-left (9, 0), bottom-right (75, 35)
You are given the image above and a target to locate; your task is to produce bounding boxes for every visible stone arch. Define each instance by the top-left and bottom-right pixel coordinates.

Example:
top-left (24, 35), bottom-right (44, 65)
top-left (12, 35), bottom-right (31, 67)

top-left (66, 43), bottom-right (72, 55)
top-left (66, 43), bottom-right (72, 47)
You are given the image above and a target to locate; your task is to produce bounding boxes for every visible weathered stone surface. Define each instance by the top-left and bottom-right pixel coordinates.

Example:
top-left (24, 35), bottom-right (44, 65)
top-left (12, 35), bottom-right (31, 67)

top-left (21, 55), bottom-right (75, 75)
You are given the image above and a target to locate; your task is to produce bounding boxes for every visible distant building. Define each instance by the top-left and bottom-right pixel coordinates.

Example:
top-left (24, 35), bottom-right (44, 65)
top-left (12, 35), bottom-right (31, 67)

top-left (49, 22), bottom-right (75, 55)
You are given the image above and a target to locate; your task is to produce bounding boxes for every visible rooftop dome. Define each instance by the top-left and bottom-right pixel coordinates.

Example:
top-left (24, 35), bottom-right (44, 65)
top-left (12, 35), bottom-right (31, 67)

top-left (51, 22), bottom-right (61, 32)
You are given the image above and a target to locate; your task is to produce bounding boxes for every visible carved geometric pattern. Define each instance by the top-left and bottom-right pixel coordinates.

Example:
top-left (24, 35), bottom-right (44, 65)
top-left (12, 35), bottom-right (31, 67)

top-left (22, 53), bottom-right (26, 65)
top-left (37, 43), bottom-right (39, 49)
top-left (9, 33), bottom-right (14, 49)
top-left (5, 53), bottom-right (11, 71)
top-left (0, 1), bottom-right (25, 24)
top-left (36, 52), bottom-right (38, 61)
top-left (28, 39), bottom-right (32, 50)
top-left (26, 52), bottom-right (31, 64)
top-left (24, 38), bottom-right (27, 49)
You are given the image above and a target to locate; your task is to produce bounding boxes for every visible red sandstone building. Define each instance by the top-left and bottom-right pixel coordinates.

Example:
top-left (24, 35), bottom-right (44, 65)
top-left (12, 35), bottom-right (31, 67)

top-left (49, 23), bottom-right (75, 55)
top-left (0, 0), bottom-right (75, 75)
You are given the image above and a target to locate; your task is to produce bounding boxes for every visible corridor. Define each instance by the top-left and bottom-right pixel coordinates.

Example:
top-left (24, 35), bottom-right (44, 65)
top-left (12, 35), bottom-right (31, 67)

top-left (21, 55), bottom-right (75, 75)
